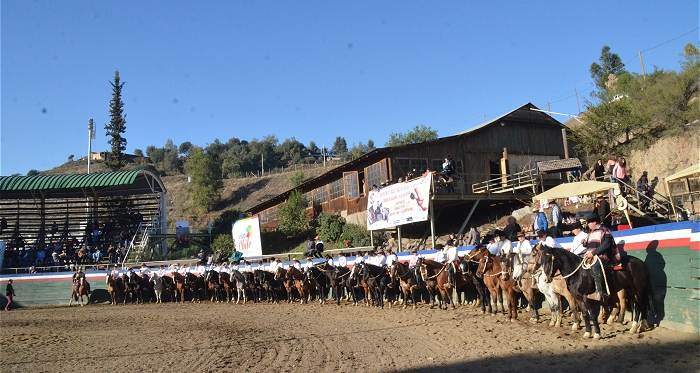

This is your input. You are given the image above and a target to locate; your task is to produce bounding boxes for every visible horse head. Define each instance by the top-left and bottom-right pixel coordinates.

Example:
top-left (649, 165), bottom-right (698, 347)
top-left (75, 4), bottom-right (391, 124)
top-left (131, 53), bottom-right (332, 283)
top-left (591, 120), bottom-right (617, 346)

top-left (475, 255), bottom-right (491, 278)
top-left (527, 244), bottom-right (542, 274)
top-left (274, 267), bottom-right (285, 281)
top-left (539, 244), bottom-right (557, 283)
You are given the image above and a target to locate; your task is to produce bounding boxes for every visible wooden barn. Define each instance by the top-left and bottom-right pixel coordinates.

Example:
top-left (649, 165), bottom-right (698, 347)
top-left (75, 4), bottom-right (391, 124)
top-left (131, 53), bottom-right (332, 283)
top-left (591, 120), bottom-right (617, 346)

top-left (249, 103), bottom-right (576, 234)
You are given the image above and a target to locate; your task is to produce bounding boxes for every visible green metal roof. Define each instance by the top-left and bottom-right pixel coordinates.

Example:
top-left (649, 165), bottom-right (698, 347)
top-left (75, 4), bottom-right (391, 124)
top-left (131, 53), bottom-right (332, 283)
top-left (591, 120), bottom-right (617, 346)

top-left (0, 169), bottom-right (166, 199)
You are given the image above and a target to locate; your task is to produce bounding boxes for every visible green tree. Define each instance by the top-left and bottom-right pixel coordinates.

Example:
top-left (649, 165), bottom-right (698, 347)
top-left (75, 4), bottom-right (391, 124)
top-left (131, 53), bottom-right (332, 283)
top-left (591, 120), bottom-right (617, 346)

top-left (104, 70), bottom-right (128, 171)
top-left (277, 190), bottom-right (308, 237)
top-left (211, 234), bottom-right (234, 257)
top-left (308, 141), bottom-right (320, 155)
top-left (289, 170), bottom-right (305, 188)
top-left (133, 148), bottom-right (144, 157)
top-left (341, 223), bottom-right (386, 248)
top-left (317, 212), bottom-right (345, 243)
top-left (332, 136), bottom-right (348, 155)
top-left (589, 46), bottom-right (626, 94)
top-left (26, 169), bottom-right (40, 176)
top-left (178, 141), bottom-right (193, 156)
top-left (385, 125), bottom-right (438, 147)
top-left (367, 139), bottom-right (375, 150)
top-left (184, 146), bottom-right (223, 213)
top-left (67, 155), bottom-right (74, 162)
top-left (681, 42), bottom-right (699, 68)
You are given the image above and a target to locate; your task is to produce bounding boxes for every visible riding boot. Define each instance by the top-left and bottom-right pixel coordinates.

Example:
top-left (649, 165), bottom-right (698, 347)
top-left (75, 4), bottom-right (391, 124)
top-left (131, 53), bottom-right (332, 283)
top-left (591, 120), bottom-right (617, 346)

top-left (591, 262), bottom-right (608, 300)
top-left (448, 267), bottom-right (455, 287)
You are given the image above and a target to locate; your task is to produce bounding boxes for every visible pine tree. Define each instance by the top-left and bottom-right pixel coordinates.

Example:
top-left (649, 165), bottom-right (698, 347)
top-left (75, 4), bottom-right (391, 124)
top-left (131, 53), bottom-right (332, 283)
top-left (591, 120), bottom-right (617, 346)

top-left (104, 70), bottom-right (127, 171)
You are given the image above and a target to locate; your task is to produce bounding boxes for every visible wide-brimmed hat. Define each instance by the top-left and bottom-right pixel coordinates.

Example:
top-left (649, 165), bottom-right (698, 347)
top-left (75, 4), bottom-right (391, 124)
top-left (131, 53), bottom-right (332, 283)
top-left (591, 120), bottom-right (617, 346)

top-left (532, 207), bottom-right (539, 212)
top-left (536, 230), bottom-right (547, 237)
top-left (314, 235), bottom-right (321, 240)
top-left (434, 244), bottom-right (444, 250)
top-left (585, 213), bottom-right (600, 222)
top-left (595, 192), bottom-right (606, 198)
top-left (571, 222), bottom-right (583, 230)
top-left (516, 231), bottom-right (526, 238)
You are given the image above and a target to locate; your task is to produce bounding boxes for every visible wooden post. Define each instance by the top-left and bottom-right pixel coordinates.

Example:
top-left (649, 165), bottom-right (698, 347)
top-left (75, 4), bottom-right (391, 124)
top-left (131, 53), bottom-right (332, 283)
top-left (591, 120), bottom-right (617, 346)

top-left (639, 51), bottom-right (646, 80)
top-left (430, 199), bottom-right (436, 249)
top-left (397, 226), bottom-right (402, 252)
top-left (575, 87), bottom-right (581, 114)
top-left (501, 148), bottom-right (508, 188)
top-left (562, 128), bottom-right (569, 159)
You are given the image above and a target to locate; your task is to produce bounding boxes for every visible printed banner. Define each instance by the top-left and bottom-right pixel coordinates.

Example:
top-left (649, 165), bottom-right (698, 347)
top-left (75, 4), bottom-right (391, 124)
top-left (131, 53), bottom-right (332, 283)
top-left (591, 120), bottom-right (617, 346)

top-left (175, 220), bottom-right (190, 246)
top-left (367, 173), bottom-right (432, 230)
top-left (232, 216), bottom-right (263, 258)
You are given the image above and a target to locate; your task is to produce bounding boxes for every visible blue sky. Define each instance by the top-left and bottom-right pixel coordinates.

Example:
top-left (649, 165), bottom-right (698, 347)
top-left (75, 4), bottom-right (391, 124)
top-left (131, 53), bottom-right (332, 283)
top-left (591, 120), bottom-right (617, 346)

top-left (2, 1), bottom-right (698, 176)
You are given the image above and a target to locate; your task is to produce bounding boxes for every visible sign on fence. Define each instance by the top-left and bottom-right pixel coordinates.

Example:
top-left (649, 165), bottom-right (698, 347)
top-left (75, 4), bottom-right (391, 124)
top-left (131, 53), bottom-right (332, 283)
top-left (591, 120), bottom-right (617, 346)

top-left (231, 216), bottom-right (263, 258)
top-left (366, 173), bottom-right (432, 230)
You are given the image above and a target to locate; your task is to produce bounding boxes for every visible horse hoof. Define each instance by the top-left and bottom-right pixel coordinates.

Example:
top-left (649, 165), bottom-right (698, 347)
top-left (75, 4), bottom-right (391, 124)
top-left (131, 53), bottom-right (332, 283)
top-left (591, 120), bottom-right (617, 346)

top-left (583, 332), bottom-right (591, 339)
top-left (593, 333), bottom-right (601, 340)
top-left (571, 323), bottom-right (579, 331)
top-left (548, 321), bottom-right (555, 327)
top-left (629, 322), bottom-right (638, 334)
top-left (555, 321), bottom-right (561, 328)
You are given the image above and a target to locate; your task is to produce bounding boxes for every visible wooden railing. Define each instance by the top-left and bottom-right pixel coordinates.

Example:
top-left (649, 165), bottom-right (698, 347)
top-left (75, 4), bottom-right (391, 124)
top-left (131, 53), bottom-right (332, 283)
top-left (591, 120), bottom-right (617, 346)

top-left (471, 168), bottom-right (538, 195)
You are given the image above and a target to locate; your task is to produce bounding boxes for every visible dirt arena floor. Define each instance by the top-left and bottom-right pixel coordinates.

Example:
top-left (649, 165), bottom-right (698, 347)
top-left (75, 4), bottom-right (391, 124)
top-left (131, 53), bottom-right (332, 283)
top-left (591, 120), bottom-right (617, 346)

top-left (1, 300), bottom-right (698, 373)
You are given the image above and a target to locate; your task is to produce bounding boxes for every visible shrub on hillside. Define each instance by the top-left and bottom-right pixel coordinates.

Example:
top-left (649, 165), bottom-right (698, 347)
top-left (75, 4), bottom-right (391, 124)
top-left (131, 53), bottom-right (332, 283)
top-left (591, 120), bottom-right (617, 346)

top-left (317, 212), bottom-right (345, 243)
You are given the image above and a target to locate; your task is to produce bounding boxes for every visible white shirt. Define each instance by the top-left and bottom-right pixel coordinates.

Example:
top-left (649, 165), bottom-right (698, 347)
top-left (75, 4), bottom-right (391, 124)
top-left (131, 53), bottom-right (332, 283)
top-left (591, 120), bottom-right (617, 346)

top-left (139, 266), bottom-right (151, 276)
top-left (180, 266), bottom-right (190, 274)
top-left (337, 256), bottom-right (347, 267)
top-left (292, 261), bottom-right (301, 270)
top-left (445, 245), bottom-right (458, 262)
top-left (385, 253), bottom-right (397, 267)
top-left (376, 255), bottom-right (387, 266)
top-left (499, 239), bottom-right (513, 255)
top-left (269, 261), bottom-right (280, 273)
top-left (355, 255), bottom-right (364, 264)
top-left (487, 242), bottom-right (501, 256)
top-left (243, 264), bottom-right (252, 273)
top-left (513, 239), bottom-right (533, 255)
top-left (571, 231), bottom-right (589, 255)
top-left (304, 261), bottom-right (314, 272)
top-left (435, 250), bottom-right (446, 263)
top-left (230, 264), bottom-right (239, 272)
top-left (539, 236), bottom-right (562, 249)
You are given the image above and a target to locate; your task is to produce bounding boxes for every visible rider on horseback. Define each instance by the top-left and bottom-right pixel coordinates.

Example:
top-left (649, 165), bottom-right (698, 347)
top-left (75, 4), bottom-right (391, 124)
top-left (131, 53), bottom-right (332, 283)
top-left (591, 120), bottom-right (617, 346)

top-left (444, 240), bottom-right (459, 287)
top-left (72, 267), bottom-right (91, 294)
top-left (583, 213), bottom-right (615, 300)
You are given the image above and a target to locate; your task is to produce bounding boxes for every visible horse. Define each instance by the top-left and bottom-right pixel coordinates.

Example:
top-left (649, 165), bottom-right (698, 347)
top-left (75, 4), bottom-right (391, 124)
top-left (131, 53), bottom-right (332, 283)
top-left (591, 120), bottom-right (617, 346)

top-left (69, 277), bottom-right (90, 306)
top-left (346, 265), bottom-right (365, 306)
top-left (415, 257), bottom-right (442, 309)
top-left (418, 258), bottom-right (468, 310)
top-left (150, 273), bottom-right (165, 303)
top-left (476, 253), bottom-right (518, 321)
top-left (285, 266), bottom-right (309, 304)
top-left (459, 246), bottom-right (491, 314)
top-left (123, 271), bottom-right (143, 304)
top-left (170, 272), bottom-right (187, 303)
top-left (203, 270), bottom-right (222, 302)
top-left (512, 250), bottom-right (541, 322)
top-left (161, 275), bottom-right (177, 302)
top-left (320, 264), bottom-right (353, 306)
top-left (355, 262), bottom-right (390, 309)
top-left (106, 273), bottom-right (124, 305)
top-left (304, 265), bottom-right (330, 304)
top-left (389, 261), bottom-right (421, 309)
top-left (275, 267), bottom-right (298, 303)
top-left (184, 272), bottom-right (206, 303)
top-left (527, 244), bottom-right (581, 329)
top-left (229, 270), bottom-right (249, 304)
top-left (254, 269), bottom-right (280, 303)
top-left (218, 271), bottom-right (235, 303)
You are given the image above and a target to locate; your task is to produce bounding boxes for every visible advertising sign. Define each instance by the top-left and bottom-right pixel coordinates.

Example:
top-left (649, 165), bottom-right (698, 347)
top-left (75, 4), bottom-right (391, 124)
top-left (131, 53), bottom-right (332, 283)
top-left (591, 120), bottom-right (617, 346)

top-left (232, 216), bottom-right (263, 258)
top-left (366, 173), bottom-right (432, 230)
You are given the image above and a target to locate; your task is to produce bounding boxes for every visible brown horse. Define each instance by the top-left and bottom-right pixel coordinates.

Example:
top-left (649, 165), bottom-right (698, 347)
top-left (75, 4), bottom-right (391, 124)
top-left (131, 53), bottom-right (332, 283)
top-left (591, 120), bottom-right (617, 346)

top-left (418, 258), bottom-right (468, 310)
top-left (390, 261), bottom-right (420, 309)
top-left (476, 254), bottom-right (518, 321)
top-left (106, 273), bottom-right (124, 305)
top-left (416, 258), bottom-right (441, 309)
top-left (284, 266), bottom-right (309, 304)
top-left (218, 272), bottom-right (235, 303)
top-left (275, 267), bottom-right (298, 303)
top-left (170, 272), bottom-right (187, 303)
top-left (69, 277), bottom-right (90, 306)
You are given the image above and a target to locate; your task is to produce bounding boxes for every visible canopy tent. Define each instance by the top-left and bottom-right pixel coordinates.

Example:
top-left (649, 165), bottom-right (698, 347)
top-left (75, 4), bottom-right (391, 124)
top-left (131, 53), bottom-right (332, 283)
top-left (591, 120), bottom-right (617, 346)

top-left (664, 163), bottom-right (699, 218)
top-left (664, 163), bottom-right (699, 182)
top-left (533, 180), bottom-right (619, 201)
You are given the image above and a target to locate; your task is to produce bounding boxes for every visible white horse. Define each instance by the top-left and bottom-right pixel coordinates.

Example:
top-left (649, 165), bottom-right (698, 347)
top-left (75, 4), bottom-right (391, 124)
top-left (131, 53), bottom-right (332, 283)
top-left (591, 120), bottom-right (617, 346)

top-left (528, 244), bottom-right (581, 329)
top-left (150, 273), bottom-right (164, 303)
top-left (231, 270), bottom-right (248, 304)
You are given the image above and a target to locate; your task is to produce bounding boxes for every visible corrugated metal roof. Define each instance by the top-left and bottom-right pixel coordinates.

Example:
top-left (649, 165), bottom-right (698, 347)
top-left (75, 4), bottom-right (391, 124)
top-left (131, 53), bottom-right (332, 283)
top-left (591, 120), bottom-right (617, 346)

top-left (0, 169), bottom-right (143, 192)
top-left (536, 158), bottom-right (582, 174)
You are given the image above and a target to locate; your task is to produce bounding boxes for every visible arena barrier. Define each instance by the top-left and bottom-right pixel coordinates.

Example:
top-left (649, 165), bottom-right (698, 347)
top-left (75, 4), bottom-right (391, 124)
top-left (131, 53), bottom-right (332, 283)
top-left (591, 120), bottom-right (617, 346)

top-left (0, 221), bottom-right (697, 333)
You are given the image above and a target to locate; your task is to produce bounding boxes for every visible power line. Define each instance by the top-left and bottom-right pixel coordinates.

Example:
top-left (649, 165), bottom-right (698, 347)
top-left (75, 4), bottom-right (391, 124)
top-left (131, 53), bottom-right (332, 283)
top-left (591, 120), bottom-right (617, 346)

top-left (642, 27), bottom-right (699, 54)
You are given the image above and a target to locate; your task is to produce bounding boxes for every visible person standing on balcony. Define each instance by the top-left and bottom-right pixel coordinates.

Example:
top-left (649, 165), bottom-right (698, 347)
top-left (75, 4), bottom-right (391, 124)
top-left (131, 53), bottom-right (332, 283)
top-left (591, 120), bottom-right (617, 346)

top-left (612, 158), bottom-right (629, 196)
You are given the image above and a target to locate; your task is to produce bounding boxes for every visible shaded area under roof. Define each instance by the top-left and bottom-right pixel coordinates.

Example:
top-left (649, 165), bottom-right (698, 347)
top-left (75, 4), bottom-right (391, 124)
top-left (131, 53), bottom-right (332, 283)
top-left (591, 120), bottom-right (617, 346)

top-left (0, 169), bottom-right (166, 200)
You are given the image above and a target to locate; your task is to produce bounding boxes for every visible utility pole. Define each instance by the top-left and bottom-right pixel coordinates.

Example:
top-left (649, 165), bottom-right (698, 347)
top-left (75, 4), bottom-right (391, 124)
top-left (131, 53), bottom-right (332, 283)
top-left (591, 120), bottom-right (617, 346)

top-left (638, 51), bottom-right (646, 80)
top-left (548, 102), bottom-right (552, 116)
top-left (87, 119), bottom-right (95, 174)
top-left (575, 87), bottom-right (581, 114)
top-left (322, 143), bottom-right (326, 169)
top-left (261, 153), bottom-right (264, 176)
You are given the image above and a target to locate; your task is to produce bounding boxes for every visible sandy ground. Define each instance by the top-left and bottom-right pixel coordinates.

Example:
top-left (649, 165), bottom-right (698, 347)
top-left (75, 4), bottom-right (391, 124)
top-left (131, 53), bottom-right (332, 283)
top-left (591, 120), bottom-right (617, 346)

top-left (1, 299), bottom-right (698, 373)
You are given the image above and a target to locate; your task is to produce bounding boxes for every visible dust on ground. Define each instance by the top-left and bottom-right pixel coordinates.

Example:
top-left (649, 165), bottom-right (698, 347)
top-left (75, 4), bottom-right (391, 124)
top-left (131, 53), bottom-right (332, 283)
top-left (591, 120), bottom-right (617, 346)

top-left (1, 300), bottom-right (698, 373)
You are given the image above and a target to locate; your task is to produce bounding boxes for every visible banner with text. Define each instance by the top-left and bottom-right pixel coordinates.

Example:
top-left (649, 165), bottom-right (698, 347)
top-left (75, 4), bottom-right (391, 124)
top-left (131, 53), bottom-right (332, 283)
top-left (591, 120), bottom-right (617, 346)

top-left (231, 216), bottom-right (263, 258)
top-left (366, 173), bottom-right (432, 230)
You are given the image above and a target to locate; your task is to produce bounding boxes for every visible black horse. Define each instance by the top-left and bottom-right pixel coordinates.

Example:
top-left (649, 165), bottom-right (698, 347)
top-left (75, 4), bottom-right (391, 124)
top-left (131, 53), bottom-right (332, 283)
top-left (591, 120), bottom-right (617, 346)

top-left (356, 262), bottom-right (390, 309)
top-left (319, 263), bottom-right (353, 306)
top-left (161, 275), bottom-right (177, 302)
top-left (460, 246), bottom-right (491, 314)
top-left (305, 265), bottom-right (330, 304)
top-left (254, 269), bottom-right (280, 303)
top-left (203, 270), bottom-right (223, 302)
top-left (123, 271), bottom-right (144, 304)
top-left (184, 272), bottom-right (206, 303)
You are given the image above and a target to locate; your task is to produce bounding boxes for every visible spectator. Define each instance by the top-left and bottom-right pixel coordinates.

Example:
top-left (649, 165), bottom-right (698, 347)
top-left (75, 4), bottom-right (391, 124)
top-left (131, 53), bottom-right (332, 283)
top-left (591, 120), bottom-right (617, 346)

top-left (532, 208), bottom-right (548, 233)
top-left (303, 237), bottom-right (316, 258)
top-left (606, 154), bottom-right (618, 178)
top-left (91, 247), bottom-right (103, 264)
top-left (464, 225), bottom-right (480, 246)
top-left (595, 192), bottom-right (612, 228)
top-left (612, 158), bottom-right (629, 195)
top-left (35, 248), bottom-right (46, 266)
top-left (503, 216), bottom-right (521, 242)
top-left (548, 201), bottom-right (563, 237)
top-left (637, 171), bottom-right (651, 212)
top-left (5, 279), bottom-right (16, 311)
top-left (594, 159), bottom-right (606, 180)
top-left (434, 245), bottom-right (446, 263)
top-left (570, 222), bottom-right (588, 256)
top-left (536, 229), bottom-right (562, 249)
